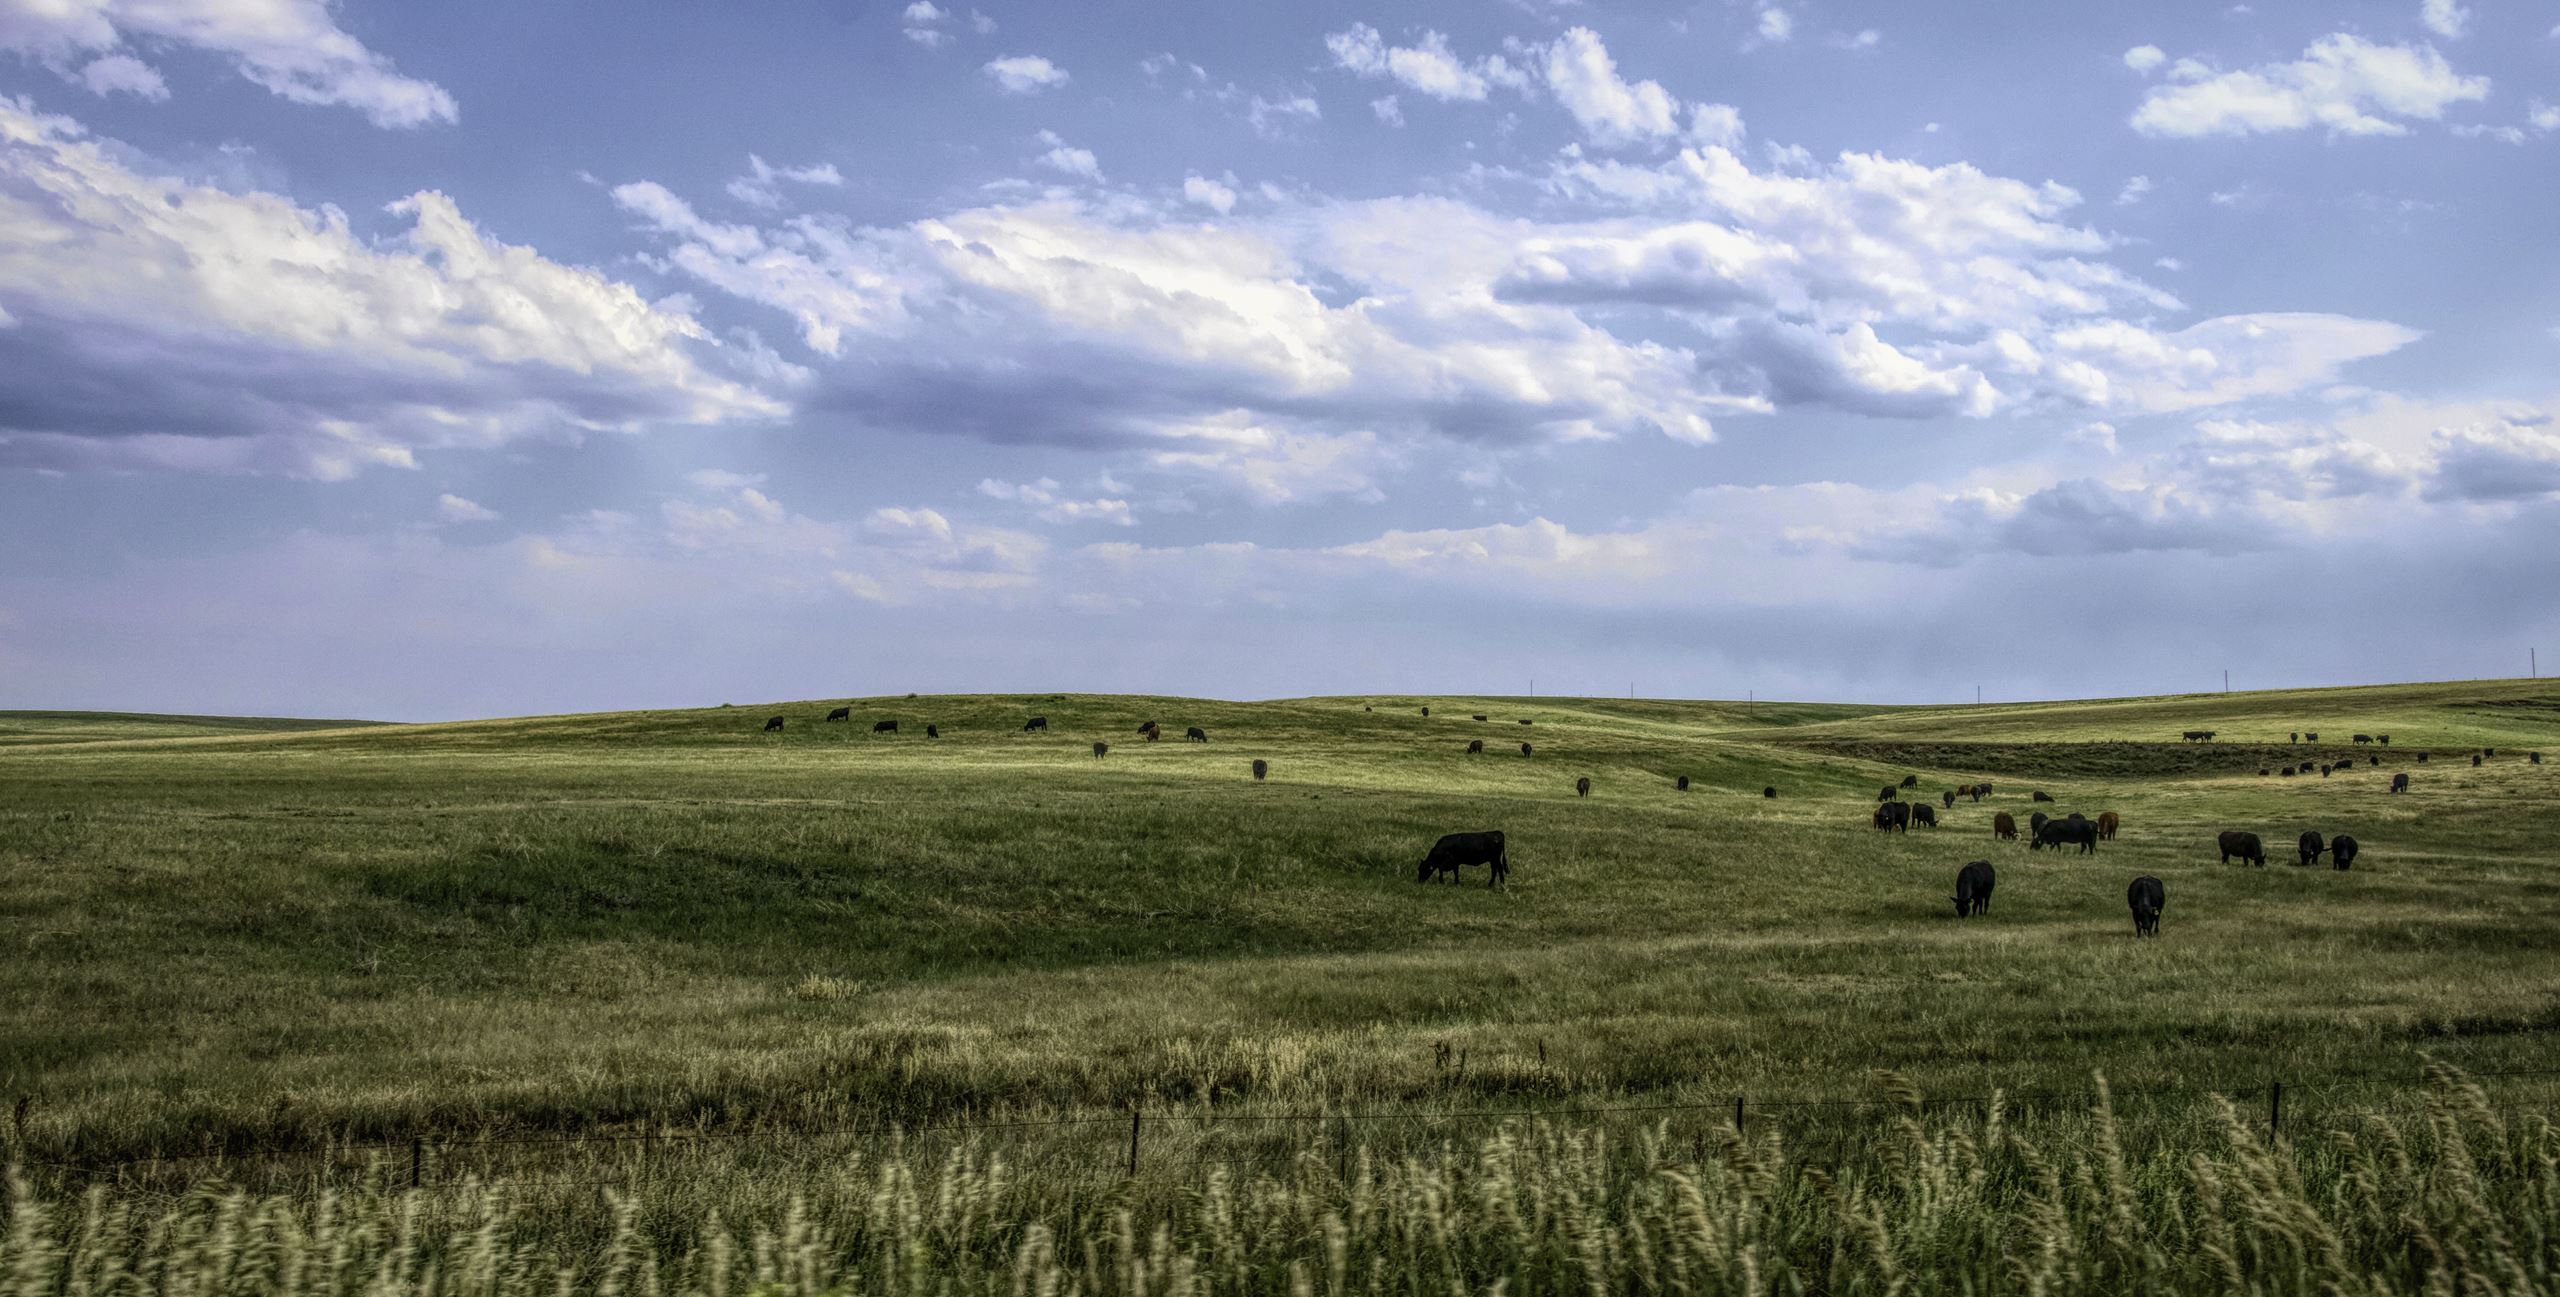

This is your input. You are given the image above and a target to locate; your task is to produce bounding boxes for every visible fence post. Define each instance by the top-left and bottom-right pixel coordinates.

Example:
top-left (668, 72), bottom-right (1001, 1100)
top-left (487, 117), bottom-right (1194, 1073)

top-left (2269, 1082), bottom-right (2282, 1139)
top-left (1734, 1096), bottom-right (1744, 1135)
top-left (409, 1136), bottom-right (423, 1190)
top-left (1127, 1107), bottom-right (1142, 1179)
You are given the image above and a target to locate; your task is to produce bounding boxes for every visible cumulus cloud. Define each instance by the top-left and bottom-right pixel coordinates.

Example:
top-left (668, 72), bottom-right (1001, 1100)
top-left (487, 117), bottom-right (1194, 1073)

top-left (1246, 93), bottom-right (1321, 137)
top-left (0, 100), bottom-right (775, 478)
top-left (977, 477), bottom-right (1136, 525)
top-left (2129, 34), bottom-right (2489, 137)
top-left (1539, 26), bottom-right (1682, 145)
top-left (2420, 0), bottom-right (2470, 40)
top-left (1034, 129), bottom-right (1099, 178)
top-left (2123, 45), bottom-right (2167, 72)
top-left (0, 0), bottom-right (456, 127)
top-left (1182, 173), bottom-right (1236, 213)
top-left (1755, 8), bottom-right (1793, 43)
top-left (982, 54), bottom-right (1068, 93)
top-left (1323, 22), bottom-right (1531, 102)
top-left (725, 154), bottom-right (844, 209)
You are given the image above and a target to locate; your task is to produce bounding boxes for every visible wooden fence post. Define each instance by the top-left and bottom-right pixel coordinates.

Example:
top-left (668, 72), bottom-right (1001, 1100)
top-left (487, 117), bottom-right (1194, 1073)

top-left (409, 1136), bottom-right (423, 1190)
top-left (1127, 1108), bottom-right (1142, 1178)
top-left (2269, 1082), bottom-right (2283, 1139)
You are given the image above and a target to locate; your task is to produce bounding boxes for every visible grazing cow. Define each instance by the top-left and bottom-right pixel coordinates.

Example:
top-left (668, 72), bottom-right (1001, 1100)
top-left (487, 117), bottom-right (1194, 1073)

top-left (2379, 735), bottom-right (2391, 746)
top-left (2034, 819), bottom-right (2096, 854)
top-left (2305, 732), bottom-right (2319, 742)
top-left (1911, 804), bottom-right (1938, 829)
top-left (1467, 740), bottom-right (1485, 754)
top-left (1521, 743), bottom-right (1533, 757)
top-left (1967, 785), bottom-right (1985, 803)
top-left (2297, 831), bottom-right (2326, 866)
top-left (1187, 727), bottom-right (1209, 743)
top-left (2290, 732), bottom-right (2299, 744)
top-left (1024, 717), bottom-right (1048, 732)
top-left (2259, 769), bottom-right (2270, 777)
top-left (2128, 876), bottom-right (2164, 938)
top-left (1138, 721), bottom-right (1158, 734)
top-left (2486, 747), bottom-right (2498, 757)
top-left (2390, 772), bottom-right (2410, 793)
top-left (1975, 783), bottom-right (1994, 798)
top-left (2281, 767), bottom-right (2296, 777)
top-left (1519, 719), bottom-right (1534, 726)
top-left (2182, 730), bottom-right (2215, 742)
top-left (1093, 742), bottom-right (1108, 758)
top-left (2473, 754), bottom-right (2483, 767)
top-left (1878, 786), bottom-right (1899, 803)
top-left (1952, 861), bottom-right (1996, 917)
top-left (1942, 790), bottom-right (1957, 810)
top-left (2353, 734), bottom-right (2372, 745)
top-left (1993, 811), bottom-right (2017, 840)
top-left (1473, 714), bottom-right (1488, 722)
top-left (873, 720), bottom-right (898, 734)
top-left (926, 724), bottom-right (939, 739)
top-left (2218, 830), bottom-right (2266, 867)
top-left (2032, 790), bottom-right (2055, 803)
top-left (1145, 728), bottom-right (1162, 742)
top-left (1677, 775), bottom-right (1691, 792)
top-left (2418, 752), bottom-right (2429, 763)
top-left (2029, 811), bottom-right (2050, 837)
top-left (764, 716), bottom-right (784, 732)
top-left (2331, 833), bottom-right (2360, 870)
top-left (1576, 777), bottom-right (1592, 798)
top-left (826, 707), bottom-right (851, 722)
top-left (1763, 786), bottom-right (1777, 799)
top-left (1874, 802), bottom-right (1911, 832)
top-left (1417, 831), bottom-right (1508, 887)
top-left (2369, 756), bottom-right (2379, 767)
top-left (2097, 811), bottom-right (2120, 840)
top-left (2319, 764), bottom-right (2331, 777)
top-left (1421, 707), bottom-right (1430, 716)
top-left (1899, 774), bottom-right (1920, 788)
top-left (1252, 759), bottom-right (1268, 781)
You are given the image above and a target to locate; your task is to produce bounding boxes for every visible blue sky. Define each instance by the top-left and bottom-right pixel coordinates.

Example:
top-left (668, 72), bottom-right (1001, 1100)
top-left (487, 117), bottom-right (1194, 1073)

top-left (3, 0), bottom-right (2558, 719)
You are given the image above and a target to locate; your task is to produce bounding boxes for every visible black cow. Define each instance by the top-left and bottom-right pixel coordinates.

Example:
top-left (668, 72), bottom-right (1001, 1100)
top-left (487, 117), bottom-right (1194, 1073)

top-left (873, 720), bottom-right (898, 734)
top-left (1952, 861), bottom-right (1996, 917)
top-left (2535, 753), bottom-right (2544, 765)
top-left (1941, 790), bottom-right (1956, 809)
top-left (1878, 786), bottom-right (1899, 803)
top-left (2260, 769), bottom-right (2270, 777)
top-left (1418, 831), bottom-right (1508, 886)
top-left (2297, 830), bottom-right (2326, 866)
top-left (763, 716), bottom-right (784, 732)
top-left (2281, 766), bottom-right (2296, 777)
top-left (2029, 810), bottom-right (2050, 837)
top-left (1137, 721), bottom-right (1157, 734)
top-left (1976, 783), bottom-right (1994, 798)
top-left (1899, 774), bottom-right (1920, 788)
top-left (1763, 786), bottom-right (1777, 799)
top-left (1467, 739), bottom-right (1485, 754)
top-left (2318, 764), bottom-right (2331, 777)
top-left (2128, 875), bottom-right (2164, 938)
top-left (1518, 719), bottom-right (1534, 725)
top-left (2290, 732), bottom-right (2299, 743)
top-left (1252, 759), bottom-right (1268, 781)
top-left (926, 724), bottom-right (939, 738)
top-left (2331, 833), bottom-right (2360, 870)
top-left (1186, 727), bottom-right (1208, 743)
top-left (1575, 777), bottom-right (1591, 798)
top-left (2305, 732), bottom-right (2319, 741)
top-left (2182, 730), bottom-right (2215, 742)
top-left (2418, 752), bottom-right (2429, 763)
top-left (2032, 790), bottom-right (2054, 803)
top-left (2378, 735), bottom-right (2391, 746)
top-left (1676, 775), bottom-right (1691, 792)
top-left (1874, 802), bottom-right (1911, 832)
top-left (2473, 754), bottom-right (2483, 767)
top-left (2390, 772), bottom-right (2410, 793)
top-left (2218, 830), bottom-right (2266, 867)
top-left (2033, 819), bottom-right (2096, 854)
top-left (1473, 714), bottom-right (1488, 722)
top-left (1911, 804), bottom-right (1938, 829)
top-left (1092, 741), bottom-right (1108, 758)
top-left (2353, 734), bottom-right (2372, 745)
top-left (1421, 707), bottom-right (1430, 716)
top-left (2368, 756), bottom-right (2379, 767)
top-left (1968, 785), bottom-right (1985, 803)
top-left (1521, 743), bottom-right (1533, 757)
top-left (827, 707), bottom-right (851, 722)
top-left (1023, 717), bottom-right (1048, 732)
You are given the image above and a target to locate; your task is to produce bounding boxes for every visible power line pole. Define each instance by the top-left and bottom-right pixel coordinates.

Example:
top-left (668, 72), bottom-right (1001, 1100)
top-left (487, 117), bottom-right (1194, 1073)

top-left (1976, 685), bottom-right (1981, 706)
top-left (2223, 669), bottom-right (2230, 694)
top-left (2534, 647), bottom-right (2539, 679)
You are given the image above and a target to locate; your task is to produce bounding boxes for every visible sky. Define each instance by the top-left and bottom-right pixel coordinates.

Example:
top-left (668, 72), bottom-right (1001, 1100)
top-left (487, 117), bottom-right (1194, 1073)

top-left (2, 0), bottom-right (2557, 721)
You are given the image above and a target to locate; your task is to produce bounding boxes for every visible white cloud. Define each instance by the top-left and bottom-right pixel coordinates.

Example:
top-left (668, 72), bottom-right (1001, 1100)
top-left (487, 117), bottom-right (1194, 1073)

top-left (1841, 29), bottom-right (1881, 50)
top-left (436, 493), bottom-right (498, 523)
top-left (1182, 173), bottom-right (1237, 213)
top-left (1246, 93), bottom-right (1320, 137)
top-left (976, 477), bottom-right (1136, 525)
top-left (2420, 0), bottom-right (2470, 40)
top-left (1033, 130), bottom-right (1099, 178)
top-left (2531, 100), bottom-right (2560, 132)
top-left (2116, 175), bottom-right (2152, 205)
top-left (1539, 26), bottom-right (1681, 146)
top-left (1324, 23), bottom-right (1529, 102)
top-left (0, 100), bottom-right (776, 479)
top-left (1755, 8), bottom-right (1793, 42)
top-left (1371, 94), bottom-right (1404, 126)
top-left (0, 0), bottom-right (456, 127)
top-left (982, 54), bottom-right (1069, 94)
top-left (1687, 102), bottom-right (1745, 147)
top-left (1146, 417), bottom-right (1395, 504)
top-left (2124, 45), bottom-right (2167, 72)
top-left (2129, 35), bottom-right (2489, 137)
top-left (725, 154), bottom-right (844, 209)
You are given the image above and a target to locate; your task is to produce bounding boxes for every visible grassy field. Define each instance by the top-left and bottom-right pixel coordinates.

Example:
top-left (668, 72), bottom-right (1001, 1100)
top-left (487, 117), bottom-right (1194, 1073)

top-left (4, 682), bottom-right (2559, 1290)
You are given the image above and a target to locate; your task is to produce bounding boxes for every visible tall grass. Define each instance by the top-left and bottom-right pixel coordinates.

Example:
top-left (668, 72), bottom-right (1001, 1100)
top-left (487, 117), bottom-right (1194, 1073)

top-left (8, 1067), bottom-right (2558, 1295)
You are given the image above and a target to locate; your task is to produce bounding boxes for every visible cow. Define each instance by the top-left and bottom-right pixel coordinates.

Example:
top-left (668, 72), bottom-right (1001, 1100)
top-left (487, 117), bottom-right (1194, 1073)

top-left (2281, 766), bottom-right (2296, 777)
top-left (1967, 785), bottom-right (1985, 803)
top-left (1911, 804), bottom-right (1938, 829)
top-left (2378, 735), bottom-right (2391, 746)
top-left (1993, 811), bottom-right (2017, 840)
top-left (2390, 772), bottom-right (2410, 793)
top-left (1092, 741), bottom-right (1108, 758)
top-left (1519, 719), bottom-right (1534, 725)
top-left (2536, 753), bottom-right (2545, 765)
top-left (2034, 819), bottom-right (2096, 854)
top-left (926, 724), bottom-right (939, 739)
top-left (1676, 775), bottom-right (1691, 792)
top-left (2331, 833), bottom-right (2360, 870)
top-left (1421, 707), bottom-right (1430, 716)
top-left (1576, 777), bottom-right (1592, 798)
top-left (2032, 790), bottom-right (2055, 803)
top-left (2353, 734), bottom-right (2372, 745)
top-left (1975, 783), bottom-right (1994, 798)
top-left (1418, 831), bottom-right (1508, 887)
top-left (2097, 811), bottom-right (2120, 840)
top-left (1878, 786), bottom-right (1899, 803)
top-left (827, 707), bottom-right (851, 722)
top-left (1187, 727), bottom-right (1209, 743)
top-left (2368, 756), bottom-right (2379, 767)
top-left (2218, 830), bottom-right (2266, 867)
top-left (2297, 831), bottom-right (2326, 866)
top-left (1899, 774), bottom-right (1920, 788)
top-left (1145, 728), bottom-right (1162, 742)
top-left (2128, 875), bottom-right (2164, 938)
top-left (2417, 752), bottom-right (2429, 763)
top-left (1023, 717), bottom-right (1048, 732)
top-left (1521, 743), bottom-right (1533, 757)
top-left (873, 720), bottom-right (898, 734)
top-left (1952, 861), bottom-right (1996, 917)
top-left (1252, 759), bottom-right (1268, 781)
top-left (2318, 764), bottom-right (2331, 777)
top-left (1763, 786), bottom-right (1777, 799)
top-left (1942, 790), bottom-right (1957, 810)
top-left (1874, 802), bottom-right (1911, 832)
top-left (763, 716), bottom-right (784, 732)
top-left (2260, 769), bottom-right (2270, 777)
top-left (2486, 747), bottom-right (2498, 757)
top-left (2182, 730), bottom-right (2215, 742)
top-left (2305, 732), bottom-right (2319, 741)
top-left (1467, 739), bottom-right (1485, 754)
top-left (2029, 810), bottom-right (2051, 837)
top-left (2473, 755), bottom-right (2483, 768)
top-left (2290, 732), bottom-right (2299, 744)
top-left (1473, 714), bottom-right (1488, 722)
top-left (1138, 721), bottom-right (1157, 734)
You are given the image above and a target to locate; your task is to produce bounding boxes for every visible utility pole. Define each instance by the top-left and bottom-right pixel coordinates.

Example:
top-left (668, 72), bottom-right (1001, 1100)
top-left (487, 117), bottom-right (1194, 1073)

top-left (2534, 647), bottom-right (2539, 679)
top-left (1976, 685), bottom-right (1982, 706)
top-left (2223, 669), bottom-right (2230, 694)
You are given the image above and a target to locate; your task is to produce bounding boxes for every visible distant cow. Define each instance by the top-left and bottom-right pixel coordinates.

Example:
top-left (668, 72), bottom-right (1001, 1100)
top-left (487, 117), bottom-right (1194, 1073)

top-left (2259, 769), bottom-right (2270, 777)
top-left (2218, 830), bottom-right (2266, 867)
top-left (2297, 830), bottom-right (2326, 866)
top-left (1993, 811), bottom-right (2017, 840)
top-left (1576, 777), bottom-right (1591, 798)
top-left (1092, 741), bottom-right (1108, 758)
top-left (2305, 732), bottom-right (2319, 741)
top-left (1422, 707), bottom-right (1430, 716)
top-left (2535, 753), bottom-right (2544, 765)
top-left (2353, 734), bottom-right (2372, 745)
top-left (2034, 819), bottom-right (2096, 854)
top-left (1518, 719), bottom-right (1534, 725)
top-left (2331, 833), bottom-right (2360, 870)
top-left (1472, 714), bottom-right (1488, 722)
top-left (2368, 756), bottom-right (2379, 767)
top-left (1676, 775), bottom-right (1691, 792)
top-left (2182, 730), bottom-right (2215, 742)
top-left (2290, 732), bottom-right (2299, 744)
top-left (1521, 743), bottom-right (1533, 757)
top-left (1763, 786), bottom-right (1777, 799)
top-left (763, 716), bottom-right (784, 732)
top-left (1137, 721), bottom-right (1157, 734)
top-left (1877, 785), bottom-right (1899, 803)
top-left (2390, 772), bottom-right (2410, 792)
top-left (1418, 831), bottom-right (1507, 887)
top-left (1874, 802), bottom-right (1911, 832)
top-left (2128, 875), bottom-right (2164, 938)
top-left (2027, 812), bottom-right (2047, 839)
top-left (2097, 811), bottom-right (2120, 840)
top-left (1911, 804), bottom-right (1938, 829)
top-left (1975, 783), bottom-right (1994, 798)
top-left (2032, 790), bottom-right (2054, 803)
top-left (1899, 774), bottom-right (1920, 788)
top-left (1942, 790), bottom-right (1957, 810)
top-left (1252, 759), bottom-right (1267, 781)
top-left (1467, 740), bottom-right (1485, 754)
top-left (1145, 728), bottom-right (1162, 742)
top-left (1967, 785), bottom-right (1985, 803)
top-left (1024, 717), bottom-right (1048, 732)
top-left (826, 707), bottom-right (851, 722)
top-left (2318, 764), bottom-right (2331, 777)
top-left (926, 724), bottom-right (939, 738)
top-left (1952, 861), bottom-right (1996, 917)
top-left (873, 720), bottom-right (898, 734)
top-left (2486, 747), bottom-right (2498, 757)
top-left (2378, 735), bottom-right (2391, 746)
top-left (2417, 752), bottom-right (2429, 763)
top-left (1187, 727), bottom-right (1208, 743)
top-left (2473, 755), bottom-right (2483, 767)
top-left (2281, 766), bottom-right (2296, 777)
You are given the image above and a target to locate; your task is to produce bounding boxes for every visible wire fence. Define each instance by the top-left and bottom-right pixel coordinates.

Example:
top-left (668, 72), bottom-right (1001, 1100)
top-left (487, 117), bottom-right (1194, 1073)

top-left (19, 1062), bottom-right (2560, 1199)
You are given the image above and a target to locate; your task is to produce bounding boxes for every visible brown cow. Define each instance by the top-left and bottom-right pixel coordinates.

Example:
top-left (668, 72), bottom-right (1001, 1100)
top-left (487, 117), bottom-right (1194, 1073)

top-left (1993, 811), bottom-right (2017, 841)
top-left (2097, 811), bottom-right (2120, 840)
